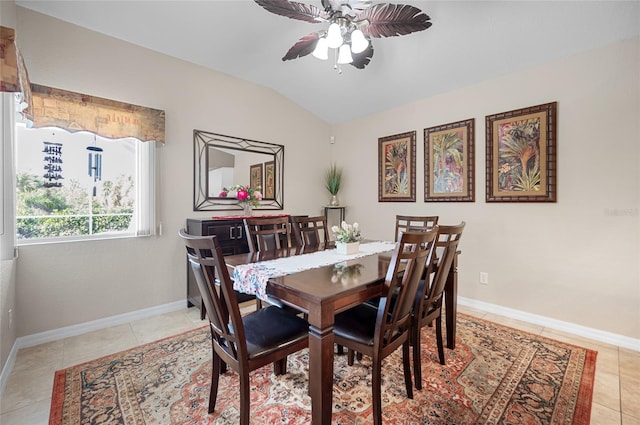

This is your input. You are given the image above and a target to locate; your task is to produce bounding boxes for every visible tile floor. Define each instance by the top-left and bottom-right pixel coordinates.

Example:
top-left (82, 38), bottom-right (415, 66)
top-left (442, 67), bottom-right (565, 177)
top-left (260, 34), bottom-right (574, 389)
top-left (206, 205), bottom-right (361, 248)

top-left (1, 304), bottom-right (638, 424)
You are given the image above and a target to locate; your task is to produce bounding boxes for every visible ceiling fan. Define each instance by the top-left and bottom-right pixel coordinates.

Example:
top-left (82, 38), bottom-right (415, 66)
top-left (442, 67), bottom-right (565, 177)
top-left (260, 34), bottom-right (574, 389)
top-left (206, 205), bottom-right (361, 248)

top-left (254, 0), bottom-right (432, 70)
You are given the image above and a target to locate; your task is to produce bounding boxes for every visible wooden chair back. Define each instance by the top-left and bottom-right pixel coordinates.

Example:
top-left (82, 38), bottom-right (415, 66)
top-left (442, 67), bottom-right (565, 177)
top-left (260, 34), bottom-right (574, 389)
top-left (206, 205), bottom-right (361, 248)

top-left (288, 215), bottom-right (307, 247)
top-left (411, 221), bottom-right (465, 387)
top-left (378, 229), bottom-right (438, 357)
top-left (394, 215), bottom-right (439, 241)
top-left (291, 215), bottom-right (330, 247)
top-left (244, 216), bottom-right (292, 252)
top-left (179, 229), bottom-right (247, 368)
top-left (426, 222), bottom-right (465, 308)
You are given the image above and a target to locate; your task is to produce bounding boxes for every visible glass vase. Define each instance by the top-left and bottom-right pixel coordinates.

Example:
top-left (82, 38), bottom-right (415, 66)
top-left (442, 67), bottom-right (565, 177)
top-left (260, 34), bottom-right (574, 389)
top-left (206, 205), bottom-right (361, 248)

top-left (242, 203), bottom-right (253, 215)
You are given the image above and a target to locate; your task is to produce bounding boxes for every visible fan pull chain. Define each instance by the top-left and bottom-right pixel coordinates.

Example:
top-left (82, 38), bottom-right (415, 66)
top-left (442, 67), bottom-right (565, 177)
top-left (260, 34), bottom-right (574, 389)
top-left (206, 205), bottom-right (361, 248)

top-left (332, 48), bottom-right (343, 75)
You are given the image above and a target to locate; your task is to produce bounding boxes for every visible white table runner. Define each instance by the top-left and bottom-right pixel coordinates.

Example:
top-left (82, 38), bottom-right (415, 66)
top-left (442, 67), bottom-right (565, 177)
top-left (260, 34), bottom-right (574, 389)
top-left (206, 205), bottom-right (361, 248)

top-left (232, 241), bottom-right (396, 300)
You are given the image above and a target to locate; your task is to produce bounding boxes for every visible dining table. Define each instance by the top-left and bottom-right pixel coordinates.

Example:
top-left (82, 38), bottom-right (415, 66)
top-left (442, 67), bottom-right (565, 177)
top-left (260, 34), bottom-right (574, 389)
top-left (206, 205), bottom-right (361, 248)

top-left (224, 242), bottom-right (460, 425)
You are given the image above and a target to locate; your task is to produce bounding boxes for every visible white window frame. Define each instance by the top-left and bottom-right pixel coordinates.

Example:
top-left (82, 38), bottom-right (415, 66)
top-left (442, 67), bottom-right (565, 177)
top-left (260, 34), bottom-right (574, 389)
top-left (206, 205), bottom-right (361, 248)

top-left (1, 93), bottom-right (17, 259)
top-left (12, 102), bottom-right (157, 246)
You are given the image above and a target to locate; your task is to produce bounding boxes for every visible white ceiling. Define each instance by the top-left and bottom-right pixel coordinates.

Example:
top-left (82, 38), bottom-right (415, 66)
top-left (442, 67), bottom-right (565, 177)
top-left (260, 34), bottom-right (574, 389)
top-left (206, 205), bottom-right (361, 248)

top-left (15, 0), bottom-right (640, 125)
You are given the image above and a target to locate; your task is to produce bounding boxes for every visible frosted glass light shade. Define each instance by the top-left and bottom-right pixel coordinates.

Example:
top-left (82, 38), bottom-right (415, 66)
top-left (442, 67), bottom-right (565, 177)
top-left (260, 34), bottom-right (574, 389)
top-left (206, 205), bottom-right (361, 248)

top-left (337, 44), bottom-right (353, 64)
top-left (312, 37), bottom-right (329, 60)
top-left (350, 29), bottom-right (369, 54)
top-left (326, 23), bottom-right (343, 48)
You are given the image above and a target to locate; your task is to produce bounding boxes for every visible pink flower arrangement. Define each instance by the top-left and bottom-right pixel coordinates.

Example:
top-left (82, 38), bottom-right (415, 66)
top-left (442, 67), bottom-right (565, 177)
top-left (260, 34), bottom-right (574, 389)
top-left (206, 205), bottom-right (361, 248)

top-left (221, 184), bottom-right (263, 208)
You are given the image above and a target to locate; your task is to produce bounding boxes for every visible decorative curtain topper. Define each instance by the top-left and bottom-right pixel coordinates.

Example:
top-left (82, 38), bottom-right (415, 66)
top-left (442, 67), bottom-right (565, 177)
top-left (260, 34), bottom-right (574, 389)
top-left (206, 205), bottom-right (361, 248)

top-left (1, 25), bottom-right (33, 120)
top-left (29, 83), bottom-right (165, 144)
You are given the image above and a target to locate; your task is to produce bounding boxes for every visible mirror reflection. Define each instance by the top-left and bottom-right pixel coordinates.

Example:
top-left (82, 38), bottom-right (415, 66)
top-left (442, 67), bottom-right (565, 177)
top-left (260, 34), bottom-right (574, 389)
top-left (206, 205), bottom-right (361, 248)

top-left (207, 147), bottom-right (273, 198)
top-left (193, 130), bottom-right (284, 211)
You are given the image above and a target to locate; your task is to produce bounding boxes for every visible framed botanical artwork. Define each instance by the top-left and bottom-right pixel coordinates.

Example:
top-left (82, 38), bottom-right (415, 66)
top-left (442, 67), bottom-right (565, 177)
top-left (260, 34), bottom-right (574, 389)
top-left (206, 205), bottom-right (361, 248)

top-left (424, 118), bottom-right (475, 202)
top-left (263, 160), bottom-right (275, 199)
top-left (378, 131), bottom-right (416, 202)
top-left (486, 102), bottom-right (557, 202)
top-left (249, 163), bottom-right (263, 191)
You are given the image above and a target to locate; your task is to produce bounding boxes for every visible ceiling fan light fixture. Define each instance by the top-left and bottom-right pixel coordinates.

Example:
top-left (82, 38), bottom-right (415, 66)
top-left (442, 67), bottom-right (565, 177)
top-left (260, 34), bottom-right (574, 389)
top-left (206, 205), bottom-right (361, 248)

top-left (312, 37), bottom-right (329, 60)
top-left (326, 22), bottom-right (344, 48)
top-left (254, 0), bottom-right (432, 71)
top-left (350, 29), bottom-right (368, 54)
top-left (337, 44), bottom-right (353, 64)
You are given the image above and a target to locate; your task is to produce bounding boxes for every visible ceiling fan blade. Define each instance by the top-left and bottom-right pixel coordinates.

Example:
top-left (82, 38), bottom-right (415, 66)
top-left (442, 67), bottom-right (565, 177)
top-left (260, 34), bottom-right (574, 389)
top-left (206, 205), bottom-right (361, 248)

top-left (350, 42), bottom-right (374, 69)
top-left (358, 3), bottom-right (432, 38)
top-left (282, 32), bottom-right (321, 61)
top-left (254, 0), bottom-right (329, 23)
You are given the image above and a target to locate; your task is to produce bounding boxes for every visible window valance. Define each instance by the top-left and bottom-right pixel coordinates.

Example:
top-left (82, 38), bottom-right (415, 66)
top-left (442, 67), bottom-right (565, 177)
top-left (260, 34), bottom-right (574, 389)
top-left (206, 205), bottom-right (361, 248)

top-left (1, 26), bottom-right (32, 118)
top-left (1, 26), bottom-right (21, 91)
top-left (29, 83), bottom-right (165, 144)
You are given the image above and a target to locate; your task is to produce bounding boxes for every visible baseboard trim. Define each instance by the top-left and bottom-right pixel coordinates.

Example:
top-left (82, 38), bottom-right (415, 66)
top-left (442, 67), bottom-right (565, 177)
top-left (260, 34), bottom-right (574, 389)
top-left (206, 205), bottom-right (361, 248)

top-left (458, 296), bottom-right (640, 351)
top-left (0, 301), bottom-right (185, 395)
top-left (16, 300), bottom-right (186, 349)
top-left (4, 297), bottom-right (639, 396)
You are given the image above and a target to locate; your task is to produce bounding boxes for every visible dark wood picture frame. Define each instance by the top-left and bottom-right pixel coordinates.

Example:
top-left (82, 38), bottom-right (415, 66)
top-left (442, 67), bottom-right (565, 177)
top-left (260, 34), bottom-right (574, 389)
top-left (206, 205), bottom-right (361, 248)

top-left (486, 102), bottom-right (557, 202)
top-left (378, 131), bottom-right (416, 202)
top-left (424, 118), bottom-right (475, 202)
top-left (264, 160), bottom-right (275, 199)
top-left (249, 163), bottom-right (263, 191)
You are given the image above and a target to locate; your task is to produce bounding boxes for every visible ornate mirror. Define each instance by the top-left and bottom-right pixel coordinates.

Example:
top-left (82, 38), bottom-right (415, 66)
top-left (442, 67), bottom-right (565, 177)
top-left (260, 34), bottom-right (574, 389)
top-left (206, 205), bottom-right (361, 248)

top-left (193, 130), bottom-right (284, 211)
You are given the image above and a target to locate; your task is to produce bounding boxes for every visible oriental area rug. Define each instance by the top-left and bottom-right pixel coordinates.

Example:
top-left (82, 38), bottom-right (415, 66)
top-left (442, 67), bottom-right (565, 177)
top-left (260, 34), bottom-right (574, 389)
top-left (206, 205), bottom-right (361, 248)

top-left (49, 314), bottom-right (596, 425)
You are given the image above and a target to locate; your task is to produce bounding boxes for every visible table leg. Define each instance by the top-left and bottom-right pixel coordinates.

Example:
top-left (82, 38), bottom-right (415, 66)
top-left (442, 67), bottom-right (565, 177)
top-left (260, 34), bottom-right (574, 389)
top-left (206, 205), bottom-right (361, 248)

top-left (308, 318), bottom-right (334, 424)
top-left (444, 251), bottom-right (459, 349)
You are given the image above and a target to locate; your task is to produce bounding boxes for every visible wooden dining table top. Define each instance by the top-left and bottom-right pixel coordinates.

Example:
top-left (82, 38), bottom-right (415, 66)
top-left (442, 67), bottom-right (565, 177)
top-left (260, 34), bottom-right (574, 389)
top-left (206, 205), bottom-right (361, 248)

top-left (224, 243), bottom-right (395, 313)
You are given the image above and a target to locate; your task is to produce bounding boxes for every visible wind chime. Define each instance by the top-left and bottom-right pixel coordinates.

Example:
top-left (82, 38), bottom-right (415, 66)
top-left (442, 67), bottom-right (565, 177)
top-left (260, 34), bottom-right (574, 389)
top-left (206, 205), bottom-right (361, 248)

top-left (42, 139), bottom-right (63, 188)
top-left (87, 139), bottom-right (103, 197)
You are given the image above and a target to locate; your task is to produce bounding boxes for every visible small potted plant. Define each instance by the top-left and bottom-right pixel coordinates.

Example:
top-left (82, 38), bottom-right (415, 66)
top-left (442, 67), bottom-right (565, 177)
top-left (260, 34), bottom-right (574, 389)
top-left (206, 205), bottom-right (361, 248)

top-left (324, 163), bottom-right (342, 206)
top-left (332, 221), bottom-right (361, 255)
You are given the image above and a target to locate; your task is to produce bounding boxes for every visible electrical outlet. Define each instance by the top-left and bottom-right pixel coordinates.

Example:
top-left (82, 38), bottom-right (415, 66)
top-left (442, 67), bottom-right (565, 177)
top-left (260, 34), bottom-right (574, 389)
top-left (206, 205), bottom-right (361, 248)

top-left (479, 272), bottom-right (489, 285)
top-left (8, 308), bottom-right (13, 329)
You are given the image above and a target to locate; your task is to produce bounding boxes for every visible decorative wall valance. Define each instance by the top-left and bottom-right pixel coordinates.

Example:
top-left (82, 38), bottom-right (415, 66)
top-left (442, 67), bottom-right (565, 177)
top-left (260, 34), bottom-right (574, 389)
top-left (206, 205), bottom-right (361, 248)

top-left (1, 25), bottom-right (33, 119)
top-left (0, 26), bottom-right (20, 91)
top-left (30, 83), bottom-right (166, 144)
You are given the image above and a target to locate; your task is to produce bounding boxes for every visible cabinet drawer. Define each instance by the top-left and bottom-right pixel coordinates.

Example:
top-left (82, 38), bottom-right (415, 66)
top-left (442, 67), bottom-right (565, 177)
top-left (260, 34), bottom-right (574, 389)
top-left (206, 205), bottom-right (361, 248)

top-left (204, 223), bottom-right (244, 242)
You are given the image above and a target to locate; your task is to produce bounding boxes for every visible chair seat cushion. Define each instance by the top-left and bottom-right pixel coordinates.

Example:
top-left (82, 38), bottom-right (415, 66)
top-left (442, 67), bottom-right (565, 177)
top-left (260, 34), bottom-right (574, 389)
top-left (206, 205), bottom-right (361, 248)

top-left (243, 306), bottom-right (309, 358)
top-left (334, 303), bottom-right (379, 346)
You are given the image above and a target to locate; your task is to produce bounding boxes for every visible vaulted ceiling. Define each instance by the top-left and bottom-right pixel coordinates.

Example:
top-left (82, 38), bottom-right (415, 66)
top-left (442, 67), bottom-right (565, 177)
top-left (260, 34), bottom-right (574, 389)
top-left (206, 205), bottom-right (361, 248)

top-left (16, 0), bottom-right (640, 124)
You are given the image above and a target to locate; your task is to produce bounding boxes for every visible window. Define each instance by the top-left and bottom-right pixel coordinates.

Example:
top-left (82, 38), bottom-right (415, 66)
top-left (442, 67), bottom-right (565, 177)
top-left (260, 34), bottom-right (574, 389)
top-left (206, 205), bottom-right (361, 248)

top-left (15, 123), bottom-right (156, 243)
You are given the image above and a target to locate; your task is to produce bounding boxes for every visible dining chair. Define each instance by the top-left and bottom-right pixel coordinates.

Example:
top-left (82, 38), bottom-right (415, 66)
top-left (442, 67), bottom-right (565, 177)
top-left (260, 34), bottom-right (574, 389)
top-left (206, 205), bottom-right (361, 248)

top-left (411, 221), bottom-right (465, 390)
top-left (394, 215), bottom-right (439, 241)
top-left (360, 214), bottom-right (439, 314)
top-left (244, 216), bottom-right (294, 309)
top-left (288, 215), bottom-right (308, 247)
top-left (333, 229), bottom-right (438, 425)
top-left (394, 214), bottom-right (440, 282)
top-left (291, 215), bottom-right (330, 247)
top-left (179, 229), bottom-right (309, 425)
top-left (244, 216), bottom-right (292, 252)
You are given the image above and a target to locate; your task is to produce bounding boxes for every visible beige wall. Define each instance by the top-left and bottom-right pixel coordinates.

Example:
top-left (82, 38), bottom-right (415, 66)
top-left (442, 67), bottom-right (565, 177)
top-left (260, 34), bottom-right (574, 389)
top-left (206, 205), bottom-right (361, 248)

top-left (6, 6), bottom-right (640, 350)
top-left (333, 37), bottom-right (640, 340)
top-left (13, 8), bottom-right (332, 336)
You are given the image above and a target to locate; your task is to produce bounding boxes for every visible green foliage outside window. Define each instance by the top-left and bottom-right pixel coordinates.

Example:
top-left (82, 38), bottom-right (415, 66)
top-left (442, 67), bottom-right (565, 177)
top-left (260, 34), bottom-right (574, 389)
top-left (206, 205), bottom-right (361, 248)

top-left (16, 172), bottom-right (134, 239)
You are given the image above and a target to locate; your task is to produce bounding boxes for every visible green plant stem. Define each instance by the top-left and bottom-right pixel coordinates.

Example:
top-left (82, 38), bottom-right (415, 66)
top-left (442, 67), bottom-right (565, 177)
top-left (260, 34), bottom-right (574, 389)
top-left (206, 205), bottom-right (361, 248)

top-left (325, 163), bottom-right (342, 195)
